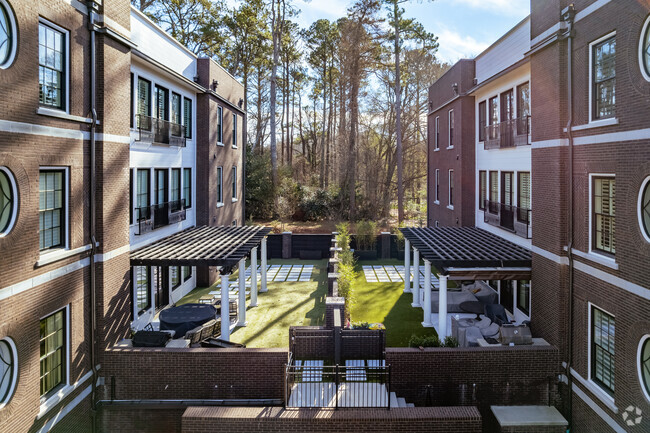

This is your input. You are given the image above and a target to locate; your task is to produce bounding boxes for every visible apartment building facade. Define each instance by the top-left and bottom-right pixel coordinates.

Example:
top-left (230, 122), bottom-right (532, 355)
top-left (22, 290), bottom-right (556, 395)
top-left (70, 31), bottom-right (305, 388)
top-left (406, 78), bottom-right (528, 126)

top-left (427, 1), bottom-right (650, 431)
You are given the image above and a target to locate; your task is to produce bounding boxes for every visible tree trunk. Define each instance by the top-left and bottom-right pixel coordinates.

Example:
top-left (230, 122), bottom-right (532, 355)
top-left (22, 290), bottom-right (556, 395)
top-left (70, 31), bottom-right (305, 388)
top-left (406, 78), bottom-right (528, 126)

top-left (394, 0), bottom-right (404, 223)
top-left (270, 0), bottom-right (279, 185)
top-left (319, 62), bottom-right (327, 188)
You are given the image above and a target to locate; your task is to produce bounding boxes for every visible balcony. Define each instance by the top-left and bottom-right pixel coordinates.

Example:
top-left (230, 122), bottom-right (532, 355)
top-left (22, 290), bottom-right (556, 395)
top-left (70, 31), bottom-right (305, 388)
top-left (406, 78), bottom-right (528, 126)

top-left (136, 200), bottom-right (186, 235)
top-left (136, 114), bottom-right (186, 147)
top-left (483, 116), bottom-right (530, 150)
top-left (483, 200), bottom-right (531, 239)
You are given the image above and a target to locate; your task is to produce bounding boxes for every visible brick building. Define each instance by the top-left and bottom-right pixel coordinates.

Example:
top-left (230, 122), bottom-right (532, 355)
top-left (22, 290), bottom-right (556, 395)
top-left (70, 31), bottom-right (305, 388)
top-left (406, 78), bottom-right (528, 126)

top-left (0, 1), bottom-right (244, 431)
top-left (427, 1), bottom-right (650, 431)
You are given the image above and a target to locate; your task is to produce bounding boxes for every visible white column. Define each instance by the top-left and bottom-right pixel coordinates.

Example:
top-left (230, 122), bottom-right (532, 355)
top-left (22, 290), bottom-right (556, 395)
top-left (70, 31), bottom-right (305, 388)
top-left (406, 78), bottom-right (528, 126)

top-left (237, 259), bottom-right (247, 326)
top-left (250, 247), bottom-right (258, 307)
top-left (220, 272), bottom-right (231, 341)
top-left (422, 260), bottom-right (433, 327)
top-left (260, 238), bottom-right (268, 293)
top-left (438, 274), bottom-right (448, 338)
top-left (411, 248), bottom-right (420, 307)
top-left (403, 239), bottom-right (411, 293)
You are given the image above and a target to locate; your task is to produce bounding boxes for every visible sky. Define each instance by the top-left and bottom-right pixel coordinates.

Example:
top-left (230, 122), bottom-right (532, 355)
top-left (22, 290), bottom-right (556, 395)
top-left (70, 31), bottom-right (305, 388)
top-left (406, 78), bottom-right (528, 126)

top-left (293, 0), bottom-right (530, 63)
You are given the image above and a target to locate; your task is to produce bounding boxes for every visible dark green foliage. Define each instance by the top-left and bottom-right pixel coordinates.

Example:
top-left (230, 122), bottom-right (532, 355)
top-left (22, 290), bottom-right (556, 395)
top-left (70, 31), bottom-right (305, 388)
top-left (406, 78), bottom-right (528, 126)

top-left (408, 334), bottom-right (440, 348)
top-left (245, 147), bottom-right (275, 219)
top-left (442, 336), bottom-right (459, 348)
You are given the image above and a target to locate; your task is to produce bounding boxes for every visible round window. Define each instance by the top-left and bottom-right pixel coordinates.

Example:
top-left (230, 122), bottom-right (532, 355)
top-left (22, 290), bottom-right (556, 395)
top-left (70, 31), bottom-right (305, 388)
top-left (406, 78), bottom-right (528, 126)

top-left (640, 177), bottom-right (650, 242)
top-left (0, 0), bottom-right (16, 68)
top-left (0, 167), bottom-right (17, 236)
top-left (0, 338), bottom-right (18, 409)
top-left (641, 16), bottom-right (650, 81)
top-left (639, 336), bottom-right (650, 402)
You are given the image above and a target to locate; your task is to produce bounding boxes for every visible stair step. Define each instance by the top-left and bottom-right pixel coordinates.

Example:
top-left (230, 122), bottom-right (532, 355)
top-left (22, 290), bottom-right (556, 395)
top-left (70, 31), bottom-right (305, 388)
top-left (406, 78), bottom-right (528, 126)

top-left (406, 403), bottom-right (415, 407)
top-left (397, 397), bottom-right (407, 408)
top-left (389, 392), bottom-right (398, 408)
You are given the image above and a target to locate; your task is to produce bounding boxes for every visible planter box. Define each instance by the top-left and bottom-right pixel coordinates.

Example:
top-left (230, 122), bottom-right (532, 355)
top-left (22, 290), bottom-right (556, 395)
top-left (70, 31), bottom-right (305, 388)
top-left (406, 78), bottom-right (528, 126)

top-left (354, 250), bottom-right (378, 261)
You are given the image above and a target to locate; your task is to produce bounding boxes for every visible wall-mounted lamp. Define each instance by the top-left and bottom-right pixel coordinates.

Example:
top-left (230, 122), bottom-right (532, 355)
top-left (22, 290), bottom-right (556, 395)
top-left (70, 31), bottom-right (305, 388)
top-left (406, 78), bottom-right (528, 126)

top-left (238, 98), bottom-right (244, 108)
top-left (428, 101), bottom-right (433, 110)
top-left (452, 82), bottom-right (459, 95)
top-left (211, 80), bottom-right (219, 91)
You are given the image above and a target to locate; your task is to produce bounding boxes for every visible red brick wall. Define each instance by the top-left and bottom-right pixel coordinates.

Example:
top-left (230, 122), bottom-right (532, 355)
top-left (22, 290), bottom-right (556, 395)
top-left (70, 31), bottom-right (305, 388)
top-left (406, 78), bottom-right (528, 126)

top-left (99, 407), bottom-right (185, 433)
top-left (181, 406), bottom-right (482, 433)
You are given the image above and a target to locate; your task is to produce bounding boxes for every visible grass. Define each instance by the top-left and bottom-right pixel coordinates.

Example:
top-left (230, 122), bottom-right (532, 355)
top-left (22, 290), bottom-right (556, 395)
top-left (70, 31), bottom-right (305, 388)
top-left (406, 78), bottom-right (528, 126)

top-left (178, 259), bottom-right (327, 348)
top-left (349, 259), bottom-right (439, 347)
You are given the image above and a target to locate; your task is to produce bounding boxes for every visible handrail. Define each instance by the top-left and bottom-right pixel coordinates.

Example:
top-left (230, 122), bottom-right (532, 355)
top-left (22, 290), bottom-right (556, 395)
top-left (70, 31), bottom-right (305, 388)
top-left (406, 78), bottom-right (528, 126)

top-left (484, 200), bottom-right (532, 239)
top-left (135, 199), bottom-right (186, 235)
top-left (136, 114), bottom-right (186, 147)
top-left (483, 116), bottom-right (530, 149)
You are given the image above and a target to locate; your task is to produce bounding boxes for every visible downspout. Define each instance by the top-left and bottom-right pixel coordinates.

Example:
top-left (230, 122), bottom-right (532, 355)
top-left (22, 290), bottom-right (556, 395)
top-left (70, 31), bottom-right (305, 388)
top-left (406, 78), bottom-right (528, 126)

top-left (86, 2), bottom-right (99, 432)
top-left (561, 4), bottom-right (576, 432)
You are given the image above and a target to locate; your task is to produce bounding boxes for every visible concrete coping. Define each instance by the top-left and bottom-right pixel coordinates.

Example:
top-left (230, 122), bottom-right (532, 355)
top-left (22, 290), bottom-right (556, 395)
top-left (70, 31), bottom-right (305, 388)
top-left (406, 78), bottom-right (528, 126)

top-left (282, 231), bottom-right (292, 235)
top-left (331, 232), bottom-right (339, 235)
top-left (328, 273), bottom-right (339, 279)
top-left (328, 257), bottom-right (339, 263)
top-left (326, 297), bottom-right (345, 305)
top-left (333, 308), bottom-right (342, 327)
top-left (330, 247), bottom-right (343, 251)
top-left (490, 406), bottom-right (568, 427)
top-left (380, 231), bottom-right (391, 235)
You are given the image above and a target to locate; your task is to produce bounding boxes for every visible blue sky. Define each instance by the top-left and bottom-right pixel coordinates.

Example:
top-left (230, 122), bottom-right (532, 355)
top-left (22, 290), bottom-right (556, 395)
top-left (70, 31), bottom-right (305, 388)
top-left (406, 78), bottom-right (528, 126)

top-left (294, 0), bottom-right (530, 63)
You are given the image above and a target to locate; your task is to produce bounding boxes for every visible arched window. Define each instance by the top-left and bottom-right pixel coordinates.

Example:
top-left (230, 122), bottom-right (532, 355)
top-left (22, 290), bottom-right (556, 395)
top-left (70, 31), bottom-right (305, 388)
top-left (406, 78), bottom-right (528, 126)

top-left (0, 338), bottom-right (18, 409)
top-left (0, 167), bottom-right (17, 236)
top-left (639, 15), bottom-right (650, 81)
top-left (639, 177), bottom-right (650, 243)
top-left (639, 336), bottom-right (650, 402)
top-left (0, 0), bottom-right (16, 68)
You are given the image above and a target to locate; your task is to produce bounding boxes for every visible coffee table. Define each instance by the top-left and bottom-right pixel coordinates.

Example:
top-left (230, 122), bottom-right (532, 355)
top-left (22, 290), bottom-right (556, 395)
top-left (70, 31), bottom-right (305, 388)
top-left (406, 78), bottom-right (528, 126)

top-left (460, 301), bottom-right (485, 320)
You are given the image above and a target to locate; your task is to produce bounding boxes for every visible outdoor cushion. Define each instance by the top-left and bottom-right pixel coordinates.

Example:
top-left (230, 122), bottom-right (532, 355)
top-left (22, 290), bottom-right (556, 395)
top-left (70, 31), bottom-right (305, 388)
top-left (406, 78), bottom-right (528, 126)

top-left (480, 323), bottom-right (500, 338)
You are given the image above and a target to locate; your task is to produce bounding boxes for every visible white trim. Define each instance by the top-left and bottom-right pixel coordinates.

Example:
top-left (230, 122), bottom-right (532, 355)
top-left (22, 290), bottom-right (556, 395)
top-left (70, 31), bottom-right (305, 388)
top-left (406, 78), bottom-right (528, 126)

top-left (448, 109), bottom-right (454, 149)
top-left (0, 0), bottom-right (18, 69)
top-left (0, 166), bottom-right (18, 237)
top-left (638, 176), bottom-right (650, 243)
top-left (96, 133), bottom-right (130, 144)
top-left (38, 366), bottom-right (96, 421)
top-left (0, 119), bottom-right (131, 142)
top-left (217, 106), bottom-right (223, 144)
top-left (37, 244), bottom-right (91, 267)
top-left (585, 303), bottom-right (617, 409)
top-left (530, 22), bottom-right (564, 48)
top-left (434, 116), bottom-right (439, 149)
top-left (448, 169), bottom-right (453, 207)
top-left (639, 15), bottom-right (650, 82)
top-left (566, 117), bottom-right (618, 132)
top-left (576, 0), bottom-right (613, 23)
top-left (588, 31), bottom-right (616, 124)
top-left (63, 0), bottom-right (87, 14)
top-left (37, 385), bottom-right (92, 433)
top-left (217, 166), bottom-right (223, 205)
top-left (588, 173), bottom-right (616, 258)
top-left (571, 382), bottom-right (625, 433)
top-left (637, 335), bottom-right (650, 403)
top-left (433, 200), bottom-right (439, 205)
top-left (232, 113), bottom-right (238, 148)
top-left (38, 18), bottom-right (71, 115)
top-left (446, 205), bottom-right (454, 210)
top-left (571, 248), bottom-right (618, 270)
top-left (0, 337), bottom-right (18, 410)
top-left (435, 169), bottom-right (439, 202)
top-left (531, 245), bottom-right (569, 265)
top-left (232, 165), bottom-right (237, 200)
top-left (37, 107), bottom-right (94, 124)
top-left (96, 244), bottom-right (130, 262)
top-left (575, 127), bottom-right (650, 146)
top-left (445, 267), bottom-right (532, 272)
top-left (433, 148), bottom-right (440, 152)
top-left (573, 260), bottom-right (650, 301)
top-left (39, 166), bottom-right (71, 252)
top-left (38, 304), bottom-right (71, 417)
top-left (531, 139), bottom-right (568, 149)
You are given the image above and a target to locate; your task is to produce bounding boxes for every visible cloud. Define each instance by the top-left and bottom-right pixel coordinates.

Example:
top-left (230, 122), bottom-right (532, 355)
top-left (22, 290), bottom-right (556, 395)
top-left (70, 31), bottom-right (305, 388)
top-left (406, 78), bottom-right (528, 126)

top-left (295, 0), bottom-right (350, 28)
top-left (436, 27), bottom-right (489, 63)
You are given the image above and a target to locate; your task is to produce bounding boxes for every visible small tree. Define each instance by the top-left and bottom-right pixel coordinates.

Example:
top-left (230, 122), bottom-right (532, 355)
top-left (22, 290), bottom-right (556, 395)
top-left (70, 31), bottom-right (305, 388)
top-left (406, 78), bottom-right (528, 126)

top-left (356, 220), bottom-right (377, 251)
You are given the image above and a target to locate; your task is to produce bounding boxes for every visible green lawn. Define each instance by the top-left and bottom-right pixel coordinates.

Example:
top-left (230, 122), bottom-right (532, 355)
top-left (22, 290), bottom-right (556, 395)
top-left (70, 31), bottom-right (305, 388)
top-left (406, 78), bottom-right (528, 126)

top-left (349, 259), bottom-right (438, 347)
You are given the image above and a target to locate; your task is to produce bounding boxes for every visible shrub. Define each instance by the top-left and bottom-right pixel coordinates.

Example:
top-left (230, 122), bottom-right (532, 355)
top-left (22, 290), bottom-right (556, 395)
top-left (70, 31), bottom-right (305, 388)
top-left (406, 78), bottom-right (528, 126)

top-left (352, 321), bottom-right (370, 329)
top-left (408, 334), bottom-right (441, 348)
top-left (442, 336), bottom-right (459, 348)
top-left (337, 261), bottom-right (356, 312)
top-left (392, 223), bottom-right (405, 250)
top-left (356, 220), bottom-right (377, 251)
top-left (336, 222), bottom-right (350, 252)
top-left (299, 188), bottom-right (334, 221)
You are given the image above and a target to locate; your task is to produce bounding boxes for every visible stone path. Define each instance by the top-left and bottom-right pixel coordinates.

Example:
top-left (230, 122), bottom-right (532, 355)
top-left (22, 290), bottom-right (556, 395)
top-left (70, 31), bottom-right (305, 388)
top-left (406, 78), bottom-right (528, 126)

top-left (362, 265), bottom-right (440, 289)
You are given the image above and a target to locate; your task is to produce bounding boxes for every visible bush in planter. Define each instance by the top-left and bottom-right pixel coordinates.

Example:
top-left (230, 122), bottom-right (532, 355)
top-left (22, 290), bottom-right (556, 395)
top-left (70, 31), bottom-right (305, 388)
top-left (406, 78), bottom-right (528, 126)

top-left (442, 336), bottom-right (459, 348)
top-left (408, 334), bottom-right (441, 348)
top-left (336, 222), bottom-right (350, 252)
top-left (337, 260), bottom-right (357, 311)
top-left (356, 220), bottom-right (377, 251)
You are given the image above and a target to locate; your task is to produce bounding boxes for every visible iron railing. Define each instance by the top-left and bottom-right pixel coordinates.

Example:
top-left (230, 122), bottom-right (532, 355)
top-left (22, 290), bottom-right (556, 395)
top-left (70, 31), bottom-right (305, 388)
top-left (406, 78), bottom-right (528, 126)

top-left (483, 116), bottom-right (530, 150)
top-left (136, 199), bottom-right (186, 235)
top-left (484, 200), bottom-right (531, 239)
top-left (285, 358), bottom-right (391, 409)
top-left (136, 114), bottom-right (186, 147)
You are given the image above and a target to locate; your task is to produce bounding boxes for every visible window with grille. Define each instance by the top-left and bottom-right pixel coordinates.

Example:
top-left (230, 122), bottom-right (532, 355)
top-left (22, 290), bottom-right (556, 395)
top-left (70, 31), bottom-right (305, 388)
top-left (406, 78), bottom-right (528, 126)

top-left (592, 306), bottom-right (615, 395)
top-left (593, 36), bottom-right (616, 120)
top-left (593, 177), bottom-right (615, 254)
top-left (217, 106), bottom-right (223, 143)
top-left (171, 93), bottom-right (181, 125)
top-left (478, 101), bottom-right (486, 141)
top-left (39, 22), bottom-right (66, 110)
top-left (479, 171), bottom-right (486, 210)
top-left (136, 169), bottom-right (149, 221)
top-left (39, 170), bottom-right (65, 251)
top-left (184, 98), bottom-right (192, 139)
top-left (137, 77), bottom-right (151, 127)
top-left (518, 172), bottom-right (530, 222)
top-left (448, 110), bottom-right (454, 147)
top-left (155, 85), bottom-right (169, 120)
top-left (232, 114), bottom-right (238, 147)
top-left (40, 309), bottom-right (66, 398)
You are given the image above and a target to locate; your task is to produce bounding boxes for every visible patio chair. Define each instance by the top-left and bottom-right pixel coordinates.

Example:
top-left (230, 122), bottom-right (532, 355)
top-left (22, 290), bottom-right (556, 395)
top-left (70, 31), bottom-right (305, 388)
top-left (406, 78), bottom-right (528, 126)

top-left (484, 304), bottom-right (511, 326)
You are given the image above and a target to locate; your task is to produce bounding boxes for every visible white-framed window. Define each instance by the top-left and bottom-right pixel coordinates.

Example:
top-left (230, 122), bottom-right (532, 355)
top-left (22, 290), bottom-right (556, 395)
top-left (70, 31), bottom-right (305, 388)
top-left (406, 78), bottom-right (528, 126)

top-left (0, 337), bottom-right (18, 409)
top-left (638, 335), bottom-right (650, 402)
top-left (448, 110), bottom-right (454, 148)
top-left (170, 266), bottom-right (181, 290)
top-left (183, 97), bottom-right (192, 139)
top-left (232, 114), bottom-right (238, 148)
top-left (232, 220), bottom-right (237, 227)
top-left (134, 266), bottom-right (151, 316)
top-left (589, 174), bottom-right (616, 256)
top-left (217, 106), bottom-right (223, 145)
top-left (0, 166), bottom-right (18, 237)
top-left (216, 166), bottom-right (223, 206)
top-left (639, 16), bottom-right (650, 81)
top-left (182, 266), bottom-right (192, 282)
top-left (638, 176), bottom-right (650, 243)
top-left (434, 169), bottom-right (439, 203)
top-left (589, 32), bottom-right (616, 123)
top-left (588, 304), bottom-right (615, 397)
top-left (39, 306), bottom-right (69, 401)
top-left (183, 168), bottom-right (192, 209)
top-left (478, 170), bottom-right (486, 211)
top-left (434, 116), bottom-right (439, 150)
top-left (516, 280), bottom-right (530, 317)
top-left (38, 19), bottom-right (69, 112)
top-left (478, 101), bottom-right (486, 142)
top-left (231, 166), bottom-right (237, 201)
top-left (448, 169), bottom-right (454, 208)
top-left (0, 0), bottom-right (18, 69)
top-left (39, 168), bottom-right (68, 252)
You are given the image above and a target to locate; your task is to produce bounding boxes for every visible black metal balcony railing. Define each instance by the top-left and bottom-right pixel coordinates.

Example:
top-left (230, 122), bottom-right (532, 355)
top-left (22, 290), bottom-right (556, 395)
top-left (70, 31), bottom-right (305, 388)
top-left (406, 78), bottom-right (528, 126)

top-left (136, 199), bottom-right (186, 235)
top-left (136, 114), bottom-right (186, 147)
top-left (484, 200), bottom-right (531, 239)
top-left (483, 116), bottom-right (530, 150)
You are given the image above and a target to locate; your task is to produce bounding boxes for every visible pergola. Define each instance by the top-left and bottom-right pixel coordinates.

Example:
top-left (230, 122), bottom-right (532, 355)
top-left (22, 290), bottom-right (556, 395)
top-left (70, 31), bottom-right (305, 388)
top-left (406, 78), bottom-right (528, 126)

top-left (399, 227), bottom-right (532, 337)
top-left (130, 225), bottom-right (272, 340)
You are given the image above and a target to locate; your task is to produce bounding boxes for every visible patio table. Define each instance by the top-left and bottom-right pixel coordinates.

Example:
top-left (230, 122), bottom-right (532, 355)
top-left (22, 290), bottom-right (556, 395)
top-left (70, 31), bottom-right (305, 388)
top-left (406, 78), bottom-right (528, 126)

top-left (159, 303), bottom-right (217, 338)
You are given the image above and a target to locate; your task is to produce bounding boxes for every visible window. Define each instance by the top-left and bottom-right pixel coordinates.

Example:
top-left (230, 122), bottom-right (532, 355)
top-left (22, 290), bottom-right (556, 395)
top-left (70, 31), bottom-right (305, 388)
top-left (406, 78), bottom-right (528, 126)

top-left (39, 22), bottom-right (66, 110)
top-left (136, 77), bottom-right (151, 127)
top-left (0, 337), bottom-right (17, 409)
top-left (232, 114), bottom-right (238, 147)
top-left (479, 171), bottom-right (486, 211)
top-left (434, 116), bottom-right (439, 149)
top-left (134, 266), bottom-right (151, 315)
top-left (171, 168), bottom-right (181, 207)
top-left (518, 172), bottom-right (531, 222)
top-left (639, 336), bottom-right (650, 402)
top-left (170, 266), bottom-right (181, 290)
top-left (39, 170), bottom-right (65, 251)
top-left (155, 85), bottom-right (169, 120)
top-left (448, 110), bottom-right (454, 148)
top-left (448, 169), bottom-right (454, 207)
top-left (40, 309), bottom-right (66, 398)
top-left (171, 93), bottom-right (181, 125)
top-left (129, 169), bottom-right (133, 224)
top-left (489, 96), bottom-right (498, 125)
top-left (183, 97), bottom-right (192, 139)
top-left (182, 266), bottom-right (191, 282)
top-left (154, 169), bottom-right (168, 205)
top-left (517, 82), bottom-right (530, 134)
top-left (434, 169), bottom-right (439, 203)
top-left (217, 106), bottom-right (223, 144)
top-left (183, 168), bottom-right (191, 209)
top-left (0, 167), bottom-right (17, 236)
top-left (0, 0), bottom-right (17, 69)
top-left (478, 101), bottom-right (486, 142)
top-left (639, 176), bottom-right (650, 242)
top-left (136, 169), bottom-right (149, 221)
top-left (130, 74), bottom-right (134, 128)
top-left (217, 166), bottom-right (223, 205)
top-left (593, 177), bottom-right (615, 254)
top-left (232, 220), bottom-right (237, 227)
top-left (592, 35), bottom-right (616, 120)
top-left (232, 166), bottom-right (237, 200)
top-left (517, 280), bottom-right (530, 316)
top-left (489, 171), bottom-right (498, 213)
top-left (591, 306), bottom-right (615, 395)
